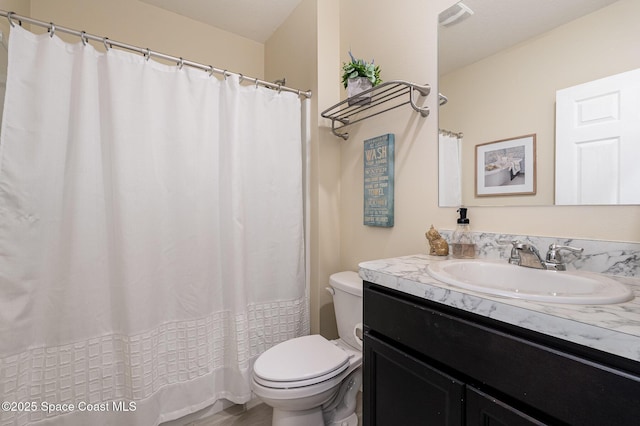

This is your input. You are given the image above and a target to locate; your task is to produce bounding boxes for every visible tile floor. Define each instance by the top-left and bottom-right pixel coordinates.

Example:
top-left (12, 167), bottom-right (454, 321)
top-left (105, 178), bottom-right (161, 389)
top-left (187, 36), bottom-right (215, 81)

top-left (187, 392), bottom-right (362, 426)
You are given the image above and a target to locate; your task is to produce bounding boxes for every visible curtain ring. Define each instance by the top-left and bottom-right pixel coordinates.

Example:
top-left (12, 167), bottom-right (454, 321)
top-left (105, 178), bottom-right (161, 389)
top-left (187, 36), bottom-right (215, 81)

top-left (177, 57), bottom-right (184, 70)
top-left (238, 73), bottom-right (244, 83)
top-left (277, 84), bottom-right (282, 94)
top-left (222, 70), bottom-right (228, 80)
top-left (144, 48), bottom-right (150, 61)
top-left (255, 78), bottom-right (259, 89)
top-left (80, 31), bottom-right (87, 46)
top-left (49, 23), bottom-right (56, 38)
top-left (7, 11), bottom-right (15, 28)
top-left (207, 65), bottom-right (214, 77)
top-left (102, 37), bottom-right (110, 51)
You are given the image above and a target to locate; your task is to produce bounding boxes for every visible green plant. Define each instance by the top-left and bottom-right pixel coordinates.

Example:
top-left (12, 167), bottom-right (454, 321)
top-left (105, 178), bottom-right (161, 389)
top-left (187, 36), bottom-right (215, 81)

top-left (341, 51), bottom-right (382, 89)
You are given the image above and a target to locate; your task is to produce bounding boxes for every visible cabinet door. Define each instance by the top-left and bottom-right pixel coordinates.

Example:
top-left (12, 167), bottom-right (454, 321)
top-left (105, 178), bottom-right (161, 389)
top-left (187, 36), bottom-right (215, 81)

top-left (466, 387), bottom-right (547, 426)
top-left (364, 333), bottom-right (464, 426)
top-left (365, 283), bottom-right (640, 425)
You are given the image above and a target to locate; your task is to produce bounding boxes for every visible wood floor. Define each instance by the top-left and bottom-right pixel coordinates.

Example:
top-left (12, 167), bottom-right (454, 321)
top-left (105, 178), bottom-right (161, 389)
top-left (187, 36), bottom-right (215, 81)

top-left (191, 402), bottom-right (272, 426)
top-left (185, 392), bottom-right (362, 426)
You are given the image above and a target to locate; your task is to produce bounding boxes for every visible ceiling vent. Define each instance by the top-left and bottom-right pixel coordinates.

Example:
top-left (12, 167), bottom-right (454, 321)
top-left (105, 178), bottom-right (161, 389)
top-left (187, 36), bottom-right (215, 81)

top-left (439, 2), bottom-right (474, 27)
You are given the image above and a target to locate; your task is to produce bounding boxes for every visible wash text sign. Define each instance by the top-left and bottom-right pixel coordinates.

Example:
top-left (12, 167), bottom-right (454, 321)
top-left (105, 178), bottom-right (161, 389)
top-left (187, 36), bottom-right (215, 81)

top-left (364, 134), bottom-right (394, 227)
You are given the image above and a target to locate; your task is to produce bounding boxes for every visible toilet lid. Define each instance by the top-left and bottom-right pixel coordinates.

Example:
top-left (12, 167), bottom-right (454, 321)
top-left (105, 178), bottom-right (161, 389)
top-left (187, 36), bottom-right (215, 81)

top-left (253, 335), bottom-right (349, 385)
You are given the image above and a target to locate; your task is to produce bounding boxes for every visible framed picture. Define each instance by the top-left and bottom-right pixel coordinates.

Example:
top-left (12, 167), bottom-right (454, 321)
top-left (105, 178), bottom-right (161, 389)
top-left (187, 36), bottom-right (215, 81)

top-left (364, 134), bottom-right (394, 227)
top-left (475, 134), bottom-right (536, 197)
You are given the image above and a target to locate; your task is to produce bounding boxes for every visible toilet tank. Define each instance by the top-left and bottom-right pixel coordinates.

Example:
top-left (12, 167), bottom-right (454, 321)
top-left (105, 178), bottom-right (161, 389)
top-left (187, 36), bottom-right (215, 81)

top-left (329, 271), bottom-right (363, 350)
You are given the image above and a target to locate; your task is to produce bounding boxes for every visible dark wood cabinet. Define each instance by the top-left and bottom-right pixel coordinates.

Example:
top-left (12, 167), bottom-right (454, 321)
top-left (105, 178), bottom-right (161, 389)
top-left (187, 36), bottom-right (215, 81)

top-left (363, 281), bottom-right (640, 426)
top-left (465, 387), bottom-right (545, 426)
top-left (364, 333), bottom-right (464, 425)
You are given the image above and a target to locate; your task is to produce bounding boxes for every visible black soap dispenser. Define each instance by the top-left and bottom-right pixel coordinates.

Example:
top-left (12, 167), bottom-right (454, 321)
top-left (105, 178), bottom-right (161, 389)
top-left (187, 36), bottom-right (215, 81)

top-left (451, 207), bottom-right (476, 259)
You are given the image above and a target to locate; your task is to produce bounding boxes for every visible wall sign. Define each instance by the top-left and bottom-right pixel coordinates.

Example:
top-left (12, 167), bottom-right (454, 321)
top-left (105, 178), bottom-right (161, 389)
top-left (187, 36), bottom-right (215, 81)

top-left (364, 134), bottom-right (394, 227)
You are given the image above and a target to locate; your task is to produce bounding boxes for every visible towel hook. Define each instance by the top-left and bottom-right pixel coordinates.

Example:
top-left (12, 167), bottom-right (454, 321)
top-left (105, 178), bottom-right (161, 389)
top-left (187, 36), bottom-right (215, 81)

top-left (49, 23), bottom-right (56, 38)
top-left (102, 37), bottom-right (110, 51)
top-left (7, 11), bottom-right (15, 28)
top-left (80, 31), bottom-right (87, 46)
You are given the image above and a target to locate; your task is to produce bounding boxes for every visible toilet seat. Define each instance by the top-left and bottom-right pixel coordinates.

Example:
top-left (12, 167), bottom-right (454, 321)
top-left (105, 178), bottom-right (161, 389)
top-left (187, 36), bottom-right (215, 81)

top-left (253, 335), bottom-right (350, 389)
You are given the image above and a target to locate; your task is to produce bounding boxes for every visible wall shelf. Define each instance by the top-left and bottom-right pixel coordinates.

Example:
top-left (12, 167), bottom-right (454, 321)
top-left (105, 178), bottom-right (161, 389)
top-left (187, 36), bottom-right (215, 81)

top-left (320, 80), bottom-right (431, 140)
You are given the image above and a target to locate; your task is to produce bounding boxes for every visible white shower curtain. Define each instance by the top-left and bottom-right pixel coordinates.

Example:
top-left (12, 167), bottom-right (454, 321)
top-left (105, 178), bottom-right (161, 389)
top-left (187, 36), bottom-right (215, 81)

top-left (0, 25), bottom-right (307, 426)
top-left (438, 131), bottom-right (462, 207)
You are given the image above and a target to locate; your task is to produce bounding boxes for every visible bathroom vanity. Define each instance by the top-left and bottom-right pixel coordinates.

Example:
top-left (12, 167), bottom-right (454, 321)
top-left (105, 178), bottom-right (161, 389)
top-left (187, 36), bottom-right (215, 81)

top-left (359, 255), bottom-right (640, 426)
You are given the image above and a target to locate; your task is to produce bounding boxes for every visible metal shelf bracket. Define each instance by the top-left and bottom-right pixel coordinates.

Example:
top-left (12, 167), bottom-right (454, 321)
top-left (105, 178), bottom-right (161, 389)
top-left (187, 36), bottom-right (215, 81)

top-left (321, 80), bottom-right (431, 140)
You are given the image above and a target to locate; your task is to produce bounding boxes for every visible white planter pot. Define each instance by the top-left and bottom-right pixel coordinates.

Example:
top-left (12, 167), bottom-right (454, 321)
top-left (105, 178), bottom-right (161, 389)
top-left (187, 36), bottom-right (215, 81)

top-left (347, 77), bottom-right (373, 106)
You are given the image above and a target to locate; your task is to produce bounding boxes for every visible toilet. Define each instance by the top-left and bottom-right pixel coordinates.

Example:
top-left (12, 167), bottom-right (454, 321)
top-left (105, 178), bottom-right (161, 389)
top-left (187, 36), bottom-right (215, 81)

top-left (251, 271), bottom-right (363, 426)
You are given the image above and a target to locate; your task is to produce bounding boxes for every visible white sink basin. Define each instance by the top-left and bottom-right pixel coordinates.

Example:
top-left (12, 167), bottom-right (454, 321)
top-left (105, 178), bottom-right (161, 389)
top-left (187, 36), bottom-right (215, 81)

top-left (427, 259), bottom-right (634, 305)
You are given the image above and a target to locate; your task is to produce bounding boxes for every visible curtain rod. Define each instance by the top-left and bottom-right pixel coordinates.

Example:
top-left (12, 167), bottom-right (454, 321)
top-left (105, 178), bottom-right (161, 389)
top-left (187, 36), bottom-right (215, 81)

top-left (439, 129), bottom-right (463, 138)
top-left (0, 10), bottom-right (312, 99)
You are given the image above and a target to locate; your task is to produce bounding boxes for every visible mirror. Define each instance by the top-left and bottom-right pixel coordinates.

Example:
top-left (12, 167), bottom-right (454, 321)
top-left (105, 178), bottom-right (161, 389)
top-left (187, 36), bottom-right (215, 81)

top-left (438, 0), bottom-right (640, 206)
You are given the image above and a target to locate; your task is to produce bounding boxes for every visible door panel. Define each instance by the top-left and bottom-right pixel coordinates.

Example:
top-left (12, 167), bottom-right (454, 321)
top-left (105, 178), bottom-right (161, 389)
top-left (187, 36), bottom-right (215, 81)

top-left (556, 68), bottom-right (640, 204)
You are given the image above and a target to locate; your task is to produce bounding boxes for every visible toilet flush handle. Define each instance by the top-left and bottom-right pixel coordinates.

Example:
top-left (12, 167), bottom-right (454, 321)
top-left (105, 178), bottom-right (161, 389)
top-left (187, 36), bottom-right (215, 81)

top-left (353, 323), bottom-right (363, 349)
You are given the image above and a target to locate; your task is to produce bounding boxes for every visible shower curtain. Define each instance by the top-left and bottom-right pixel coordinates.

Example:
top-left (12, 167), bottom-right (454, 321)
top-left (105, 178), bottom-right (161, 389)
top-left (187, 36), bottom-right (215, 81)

top-left (438, 131), bottom-right (462, 207)
top-left (0, 25), bottom-right (307, 426)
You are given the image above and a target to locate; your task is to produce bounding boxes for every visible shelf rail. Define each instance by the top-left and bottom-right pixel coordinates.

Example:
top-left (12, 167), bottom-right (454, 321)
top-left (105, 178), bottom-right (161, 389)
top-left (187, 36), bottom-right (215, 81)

top-left (321, 80), bottom-right (431, 140)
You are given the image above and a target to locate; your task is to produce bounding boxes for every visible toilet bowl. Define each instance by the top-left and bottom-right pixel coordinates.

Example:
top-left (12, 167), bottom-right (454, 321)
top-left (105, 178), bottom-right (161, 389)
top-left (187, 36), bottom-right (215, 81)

top-left (251, 271), bottom-right (363, 426)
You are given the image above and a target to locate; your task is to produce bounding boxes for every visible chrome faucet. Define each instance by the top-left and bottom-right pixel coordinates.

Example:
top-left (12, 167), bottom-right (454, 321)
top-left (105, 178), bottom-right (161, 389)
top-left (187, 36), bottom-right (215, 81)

top-left (507, 241), bottom-right (545, 269)
top-left (544, 243), bottom-right (585, 271)
top-left (506, 241), bottom-right (584, 271)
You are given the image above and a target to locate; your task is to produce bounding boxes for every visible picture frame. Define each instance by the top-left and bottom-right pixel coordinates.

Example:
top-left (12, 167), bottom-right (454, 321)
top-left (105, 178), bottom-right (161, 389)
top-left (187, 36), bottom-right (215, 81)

top-left (475, 134), bottom-right (536, 197)
top-left (363, 134), bottom-right (394, 227)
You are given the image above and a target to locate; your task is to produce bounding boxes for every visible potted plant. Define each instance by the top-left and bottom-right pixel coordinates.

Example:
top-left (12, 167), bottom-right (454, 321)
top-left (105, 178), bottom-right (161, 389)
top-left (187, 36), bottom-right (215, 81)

top-left (342, 51), bottom-right (382, 105)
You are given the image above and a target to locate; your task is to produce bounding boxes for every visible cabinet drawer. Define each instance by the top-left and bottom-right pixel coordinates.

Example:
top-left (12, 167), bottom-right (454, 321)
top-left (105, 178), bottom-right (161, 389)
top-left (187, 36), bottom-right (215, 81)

top-left (364, 283), bottom-right (640, 425)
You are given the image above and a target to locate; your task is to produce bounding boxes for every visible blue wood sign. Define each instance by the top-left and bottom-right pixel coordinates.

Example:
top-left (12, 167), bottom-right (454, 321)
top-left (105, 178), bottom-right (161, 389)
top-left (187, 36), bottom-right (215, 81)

top-left (364, 134), bottom-right (394, 227)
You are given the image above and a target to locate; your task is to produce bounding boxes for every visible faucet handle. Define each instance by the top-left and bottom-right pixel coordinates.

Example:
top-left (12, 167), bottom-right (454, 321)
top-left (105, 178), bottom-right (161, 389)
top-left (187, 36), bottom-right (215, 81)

top-left (497, 239), bottom-right (524, 264)
top-left (497, 239), bottom-right (524, 248)
top-left (546, 244), bottom-right (584, 263)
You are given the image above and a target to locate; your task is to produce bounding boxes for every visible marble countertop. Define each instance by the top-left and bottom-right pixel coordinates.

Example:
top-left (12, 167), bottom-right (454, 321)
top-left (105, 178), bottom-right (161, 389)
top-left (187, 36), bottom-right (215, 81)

top-left (359, 254), bottom-right (640, 363)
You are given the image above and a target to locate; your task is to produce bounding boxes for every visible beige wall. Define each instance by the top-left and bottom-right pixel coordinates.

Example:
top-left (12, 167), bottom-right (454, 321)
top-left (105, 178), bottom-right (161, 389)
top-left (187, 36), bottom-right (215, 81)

top-left (2, 0), bottom-right (638, 341)
top-left (311, 0), bottom-right (343, 338)
top-left (336, 0), bottom-right (639, 280)
top-left (269, 0), bottom-right (640, 339)
top-left (440, 0), bottom-right (640, 206)
top-left (337, 0), bottom-right (450, 271)
top-left (265, 0), bottom-right (343, 338)
top-left (0, 1), bottom-right (30, 38)
top-left (25, 0), bottom-right (264, 77)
